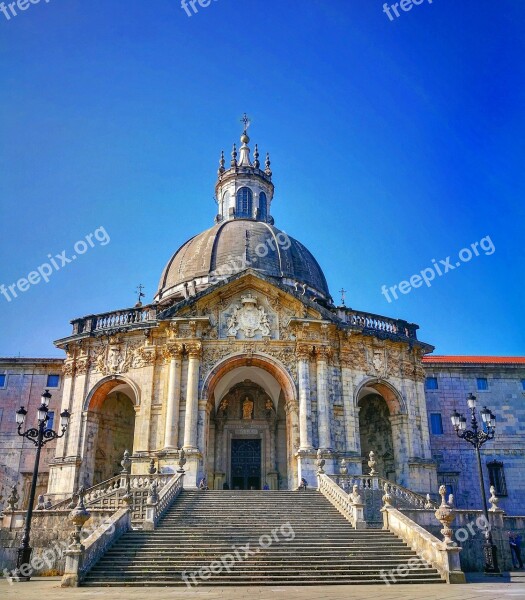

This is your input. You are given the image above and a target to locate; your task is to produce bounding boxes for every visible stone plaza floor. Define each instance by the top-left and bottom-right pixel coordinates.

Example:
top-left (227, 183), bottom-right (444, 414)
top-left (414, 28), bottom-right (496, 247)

top-left (1, 574), bottom-right (525, 600)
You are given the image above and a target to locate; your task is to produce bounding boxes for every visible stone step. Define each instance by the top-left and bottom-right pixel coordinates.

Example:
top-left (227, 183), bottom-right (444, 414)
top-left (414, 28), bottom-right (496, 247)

top-left (81, 489), bottom-right (445, 587)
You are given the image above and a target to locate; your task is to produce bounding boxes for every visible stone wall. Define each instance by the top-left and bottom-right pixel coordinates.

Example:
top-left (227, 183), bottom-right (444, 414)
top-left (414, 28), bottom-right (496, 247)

top-left (423, 361), bottom-right (525, 514)
top-left (0, 358), bottom-right (65, 511)
top-left (401, 508), bottom-right (515, 572)
top-left (0, 509), bottom-right (114, 576)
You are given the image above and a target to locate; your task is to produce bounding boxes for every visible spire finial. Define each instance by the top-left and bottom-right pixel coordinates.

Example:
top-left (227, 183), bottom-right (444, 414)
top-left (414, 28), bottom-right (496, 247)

top-left (253, 143), bottom-right (260, 169)
top-left (230, 143), bottom-right (237, 167)
top-left (135, 284), bottom-right (145, 307)
top-left (218, 150), bottom-right (225, 175)
top-left (265, 152), bottom-right (272, 177)
top-left (240, 113), bottom-right (251, 134)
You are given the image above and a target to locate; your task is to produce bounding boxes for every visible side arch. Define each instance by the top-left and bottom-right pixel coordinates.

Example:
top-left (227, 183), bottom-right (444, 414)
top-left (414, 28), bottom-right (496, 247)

top-left (353, 376), bottom-right (407, 415)
top-left (83, 375), bottom-right (141, 411)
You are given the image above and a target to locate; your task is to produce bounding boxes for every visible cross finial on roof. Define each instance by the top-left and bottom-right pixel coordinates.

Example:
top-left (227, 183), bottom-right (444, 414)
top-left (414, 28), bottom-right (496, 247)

top-left (240, 113), bottom-right (251, 133)
top-left (135, 284), bottom-right (145, 307)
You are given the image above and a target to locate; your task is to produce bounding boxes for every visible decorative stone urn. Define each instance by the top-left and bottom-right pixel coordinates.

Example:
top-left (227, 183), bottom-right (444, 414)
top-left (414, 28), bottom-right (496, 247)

top-left (177, 448), bottom-right (187, 473)
top-left (434, 484), bottom-right (456, 547)
top-left (315, 448), bottom-right (326, 474)
top-left (488, 486), bottom-right (500, 512)
top-left (368, 451), bottom-right (378, 476)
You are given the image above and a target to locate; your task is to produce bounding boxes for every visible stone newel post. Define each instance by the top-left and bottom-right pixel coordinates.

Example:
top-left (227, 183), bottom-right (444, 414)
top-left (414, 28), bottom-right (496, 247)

top-left (61, 488), bottom-right (90, 587)
top-left (349, 484), bottom-right (367, 529)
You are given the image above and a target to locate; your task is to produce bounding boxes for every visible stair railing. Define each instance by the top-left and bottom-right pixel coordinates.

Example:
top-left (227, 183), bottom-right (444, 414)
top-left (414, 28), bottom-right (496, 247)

top-left (331, 474), bottom-right (437, 510)
top-left (144, 472), bottom-right (185, 530)
top-left (318, 473), bottom-right (366, 528)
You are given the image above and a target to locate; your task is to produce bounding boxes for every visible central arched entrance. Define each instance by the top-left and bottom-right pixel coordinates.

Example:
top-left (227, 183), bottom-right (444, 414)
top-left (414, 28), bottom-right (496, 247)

top-left (202, 354), bottom-right (299, 490)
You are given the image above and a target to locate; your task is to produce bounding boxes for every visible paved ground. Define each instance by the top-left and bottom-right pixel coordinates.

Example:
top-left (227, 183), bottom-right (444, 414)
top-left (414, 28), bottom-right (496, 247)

top-left (1, 574), bottom-right (525, 600)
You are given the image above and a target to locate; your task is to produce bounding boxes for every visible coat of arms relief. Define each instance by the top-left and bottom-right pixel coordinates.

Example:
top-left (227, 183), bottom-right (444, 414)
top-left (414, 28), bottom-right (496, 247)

top-left (224, 292), bottom-right (272, 339)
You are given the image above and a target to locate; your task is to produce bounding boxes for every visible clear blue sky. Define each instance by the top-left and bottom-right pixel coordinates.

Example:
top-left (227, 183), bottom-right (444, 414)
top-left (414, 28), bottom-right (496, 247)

top-left (1, 0), bottom-right (524, 357)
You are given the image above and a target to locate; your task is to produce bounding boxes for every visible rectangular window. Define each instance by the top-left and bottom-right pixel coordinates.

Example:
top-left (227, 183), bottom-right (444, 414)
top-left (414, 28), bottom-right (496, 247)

top-left (487, 461), bottom-right (507, 496)
top-left (46, 411), bottom-right (54, 430)
top-left (477, 377), bottom-right (489, 391)
top-left (430, 413), bottom-right (444, 435)
top-left (425, 377), bottom-right (438, 390)
top-left (46, 374), bottom-right (60, 388)
top-left (0, 374), bottom-right (5, 388)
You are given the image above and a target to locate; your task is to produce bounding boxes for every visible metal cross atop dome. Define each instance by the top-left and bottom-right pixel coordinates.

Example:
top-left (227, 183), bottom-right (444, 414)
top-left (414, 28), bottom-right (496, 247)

top-left (240, 113), bottom-right (251, 133)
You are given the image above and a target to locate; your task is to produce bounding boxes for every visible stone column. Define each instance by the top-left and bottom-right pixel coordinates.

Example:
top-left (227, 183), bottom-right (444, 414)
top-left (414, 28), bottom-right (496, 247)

top-left (316, 346), bottom-right (333, 450)
top-left (390, 413), bottom-right (410, 486)
top-left (163, 343), bottom-right (183, 449)
top-left (183, 341), bottom-right (202, 451)
top-left (340, 355), bottom-right (359, 453)
top-left (297, 344), bottom-right (314, 451)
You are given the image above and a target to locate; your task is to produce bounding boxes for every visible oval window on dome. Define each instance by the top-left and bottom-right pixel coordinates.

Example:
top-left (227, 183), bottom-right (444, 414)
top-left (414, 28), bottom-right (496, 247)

top-left (236, 187), bottom-right (253, 218)
top-left (259, 192), bottom-right (267, 221)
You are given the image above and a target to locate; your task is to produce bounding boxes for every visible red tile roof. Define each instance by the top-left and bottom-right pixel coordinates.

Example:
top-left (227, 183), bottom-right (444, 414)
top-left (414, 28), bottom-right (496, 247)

top-left (422, 356), bottom-right (525, 364)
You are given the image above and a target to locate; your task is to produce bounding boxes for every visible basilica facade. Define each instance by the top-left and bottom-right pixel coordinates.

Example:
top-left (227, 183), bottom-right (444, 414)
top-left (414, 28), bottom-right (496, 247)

top-left (40, 124), bottom-right (441, 498)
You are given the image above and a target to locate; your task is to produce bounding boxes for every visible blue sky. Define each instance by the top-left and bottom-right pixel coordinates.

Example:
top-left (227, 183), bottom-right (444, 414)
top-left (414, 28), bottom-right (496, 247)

top-left (1, 0), bottom-right (524, 357)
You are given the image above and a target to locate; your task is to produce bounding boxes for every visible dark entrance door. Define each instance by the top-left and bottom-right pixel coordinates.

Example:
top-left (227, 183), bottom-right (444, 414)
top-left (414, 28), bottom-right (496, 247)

top-left (231, 439), bottom-right (262, 490)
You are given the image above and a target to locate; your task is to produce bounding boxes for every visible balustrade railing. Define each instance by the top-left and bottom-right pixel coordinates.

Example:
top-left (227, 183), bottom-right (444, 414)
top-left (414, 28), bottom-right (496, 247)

top-left (318, 473), bottom-right (357, 527)
top-left (50, 472), bottom-right (176, 525)
top-left (71, 305), bottom-right (157, 335)
top-left (330, 474), bottom-right (436, 523)
top-left (336, 309), bottom-right (419, 339)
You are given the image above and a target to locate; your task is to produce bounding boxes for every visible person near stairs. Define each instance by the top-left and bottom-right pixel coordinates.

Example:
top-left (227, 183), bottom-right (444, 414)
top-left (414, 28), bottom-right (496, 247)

top-left (509, 531), bottom-right (524, 569)
top-left (299, 477), bottom-right (308, 491)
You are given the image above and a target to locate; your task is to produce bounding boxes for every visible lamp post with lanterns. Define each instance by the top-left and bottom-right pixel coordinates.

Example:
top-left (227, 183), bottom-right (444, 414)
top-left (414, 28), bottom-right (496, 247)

top-left (14, 389), bottom-right (71, 581)
top-left (451, 392), bottom-right (500, 574)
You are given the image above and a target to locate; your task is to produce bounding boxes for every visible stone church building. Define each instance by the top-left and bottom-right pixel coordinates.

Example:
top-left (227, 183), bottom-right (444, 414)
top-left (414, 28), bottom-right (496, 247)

top-left (2, 125), bottom-right (524, 514)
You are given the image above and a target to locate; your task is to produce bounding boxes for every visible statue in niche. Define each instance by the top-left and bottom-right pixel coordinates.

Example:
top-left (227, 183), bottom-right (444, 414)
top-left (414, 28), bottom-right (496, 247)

top-left (218, 397), bottom-right (229, 416)
top-left (265, 398), bottom-right (274, 413)
top-left (242, 396), bottom-right (254, 420)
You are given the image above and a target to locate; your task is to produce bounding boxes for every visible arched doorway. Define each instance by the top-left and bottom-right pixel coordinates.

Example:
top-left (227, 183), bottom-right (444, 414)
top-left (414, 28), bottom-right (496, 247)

top-left (92, 391), bottom-right (135, 484)
top-left (358, 394), bottom-right (396, 479)
top-left (202, 354), bottom-right (299, 490)
top-left (356, 379), bottom-right (408, 485)
top-left (81, 378), bottom-right (138, 488)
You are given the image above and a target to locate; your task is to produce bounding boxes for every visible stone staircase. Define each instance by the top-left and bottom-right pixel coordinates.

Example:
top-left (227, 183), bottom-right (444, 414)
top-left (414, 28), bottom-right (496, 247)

top-left (82, 490), bottom-right (445, 586)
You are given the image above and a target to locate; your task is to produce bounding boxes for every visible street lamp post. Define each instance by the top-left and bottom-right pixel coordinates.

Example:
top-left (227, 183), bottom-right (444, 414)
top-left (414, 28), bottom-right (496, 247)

top-left (451, 392), bottom-right (500, 574)
top-left (14, 390), bottom-right (71, 581)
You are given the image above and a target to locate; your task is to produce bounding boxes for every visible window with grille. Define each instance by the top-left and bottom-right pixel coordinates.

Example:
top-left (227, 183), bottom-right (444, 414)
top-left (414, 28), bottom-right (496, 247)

top-left (236, 187), bottom-right (253, 218)
top-left (487, 461), bottom-right (507, 496)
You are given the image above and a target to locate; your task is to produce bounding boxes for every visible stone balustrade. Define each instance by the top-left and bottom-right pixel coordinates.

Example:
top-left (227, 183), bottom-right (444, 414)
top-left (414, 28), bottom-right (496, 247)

top-left (71, 305), bottom-right (157, 335)
top-left (144, 472), bottom-right (184, 530)
top-left (336, 308), bottom-right (419, 340)
top-left (318, 473), bottom-right (366, 529)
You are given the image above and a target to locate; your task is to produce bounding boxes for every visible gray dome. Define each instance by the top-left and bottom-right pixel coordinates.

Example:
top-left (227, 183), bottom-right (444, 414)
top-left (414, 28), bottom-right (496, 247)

top-left (155, 219), bottom-right (331, 303)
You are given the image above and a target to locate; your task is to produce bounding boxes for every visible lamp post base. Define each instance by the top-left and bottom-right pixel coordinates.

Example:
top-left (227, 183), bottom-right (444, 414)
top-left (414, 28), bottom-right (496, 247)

top-left (15, 545), bottom-right (33, 581)
top-left (483, 541), bottom-right (501, 575)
